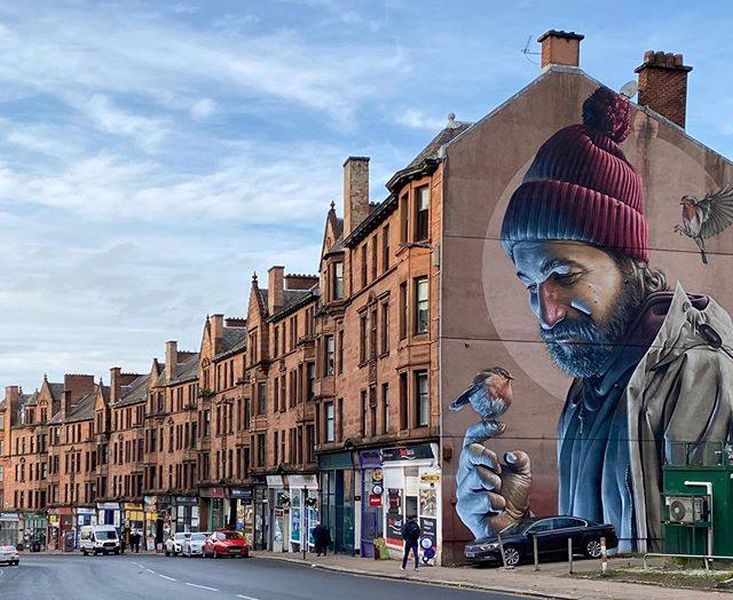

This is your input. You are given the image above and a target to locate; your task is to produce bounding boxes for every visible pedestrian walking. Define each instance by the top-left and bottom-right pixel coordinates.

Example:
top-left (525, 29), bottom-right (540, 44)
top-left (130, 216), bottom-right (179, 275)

top-left (312, 522), bottom-right (330, 556)
top-left (131, 530), bottom-right (141, 553)
top-left (400, 517), bottom-right (421, 572)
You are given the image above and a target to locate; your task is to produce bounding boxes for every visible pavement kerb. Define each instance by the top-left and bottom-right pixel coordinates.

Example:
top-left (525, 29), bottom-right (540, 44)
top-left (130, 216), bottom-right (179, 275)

top-left (255, 553), bottom-right (576, 600)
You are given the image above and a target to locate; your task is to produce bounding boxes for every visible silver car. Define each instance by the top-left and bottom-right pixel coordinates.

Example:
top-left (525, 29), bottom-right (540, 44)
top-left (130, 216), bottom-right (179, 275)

top-left (0, 545), bottom-right (19, 566)
top-left (181, 532), bottom-right (209, 557)
top-left (164, 532), bottom-right (191, 557)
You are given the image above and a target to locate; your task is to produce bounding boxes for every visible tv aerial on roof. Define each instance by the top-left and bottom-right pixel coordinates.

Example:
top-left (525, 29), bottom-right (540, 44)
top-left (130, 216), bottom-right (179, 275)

top-left (620, 80), bottom-right (639, 99)
top-left (521, 35), bottom-right (540, 65)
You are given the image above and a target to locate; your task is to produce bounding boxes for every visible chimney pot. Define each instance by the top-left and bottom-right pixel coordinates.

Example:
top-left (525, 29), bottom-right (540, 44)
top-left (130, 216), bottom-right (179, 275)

top-left (342, 156), bottom-right (370, 236)
top-left (537, 29), bottom-right (584, 69)
top-left (635, 49), bottom-right (692, 128)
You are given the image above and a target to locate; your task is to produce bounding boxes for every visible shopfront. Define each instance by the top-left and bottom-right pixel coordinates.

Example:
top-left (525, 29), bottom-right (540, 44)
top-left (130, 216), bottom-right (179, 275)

top-left (251, 476), bottom-right (268, 550)
top-left (143, 496), bottom-right (159, 551)
top-left (199, 487), bottom-right (227, 531)
top-left (172, 496), bottom-right (199, 532)
top-left (123, 503), bottom-right (144, 538)
top-left (0, 512), bottom-right (20, 546)
top-left (230, 487), bottom-right (252, 540)
top-left (380, 443), bottom-right (441, 564)
top-left (96, 502), bottom-right (121, 528)
top-left (288, 474), bottom-right (318, 553)
top-left (359, 450), bottom-right (384, 558)
top-left (23, 511), bottom-right (48, 551)
top-left (318, 451), bottom-right (356, 555)
top-left (266, 475), bottom-right (289, 552)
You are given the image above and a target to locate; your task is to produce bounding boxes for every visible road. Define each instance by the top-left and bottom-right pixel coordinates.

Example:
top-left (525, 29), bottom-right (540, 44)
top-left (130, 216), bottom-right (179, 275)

top-left (0, 554), bottom-right (525, 600)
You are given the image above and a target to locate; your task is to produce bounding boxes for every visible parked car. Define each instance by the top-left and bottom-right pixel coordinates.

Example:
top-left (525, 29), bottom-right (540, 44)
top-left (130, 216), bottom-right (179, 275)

top-left (465, 516), bottom-right (618, 567)
top-left (202, 530), bottom-right (249, 558)
top-left (181, 532), bottom-right (210, 558)
top-left (165, 532), bottom-right (192, 557)
top-left (79, 525), bottom-right (121, 556)
top-left (0, 545), bottom-right (20, 566)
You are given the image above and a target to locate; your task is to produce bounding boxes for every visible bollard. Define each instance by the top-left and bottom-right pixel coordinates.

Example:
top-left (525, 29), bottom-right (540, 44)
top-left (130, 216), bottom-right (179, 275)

top-left (600, 536), bottom-right (607, 576)
top-left (567, 537), bottom-right (573, 574)
top-left (533, 534), bottom-right (539, 571)
top-left (497, 532), bottom-right (510, 569)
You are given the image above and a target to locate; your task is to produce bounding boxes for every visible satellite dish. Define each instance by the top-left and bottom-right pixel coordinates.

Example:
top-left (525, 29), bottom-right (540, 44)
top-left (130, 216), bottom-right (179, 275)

top-left (620, 80), bottom-right (638, 99)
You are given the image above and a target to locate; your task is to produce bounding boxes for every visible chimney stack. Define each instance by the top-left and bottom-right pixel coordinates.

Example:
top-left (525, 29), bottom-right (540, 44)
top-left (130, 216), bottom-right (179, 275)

top-left (3, 385), bottom-right (20, 434)
top-left (537, 30), bottom-right (584, 69)
top-left (267, 266), bottom-right (285, 314)
top-left (343, 156), bottom-right (370, 236)
top-left (110, 367), bottom-right (121, 404)
top-left (210, 315), bottom-right (224, 354)
top-left (62, 389), bottom-right (73, 418)
top-left (63, 374), bottom-right (95, 403)
top-left (635, 50), bottom-right (692, 128)
top-left (165, 340), bottom-right (178, 382)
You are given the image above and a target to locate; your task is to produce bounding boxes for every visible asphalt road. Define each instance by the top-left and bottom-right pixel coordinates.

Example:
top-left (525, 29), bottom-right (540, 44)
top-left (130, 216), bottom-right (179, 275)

top-left (0, 554), bottom-right (524, 600)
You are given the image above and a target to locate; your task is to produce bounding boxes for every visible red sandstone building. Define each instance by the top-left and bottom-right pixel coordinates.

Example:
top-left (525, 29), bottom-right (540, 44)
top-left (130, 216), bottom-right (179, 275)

top-left (3, 31), bottom-right (730, 564)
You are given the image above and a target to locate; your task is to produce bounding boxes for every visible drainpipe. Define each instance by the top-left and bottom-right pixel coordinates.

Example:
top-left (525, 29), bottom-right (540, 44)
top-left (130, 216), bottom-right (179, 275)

top-left (684, 481), bottom-right (713, 556)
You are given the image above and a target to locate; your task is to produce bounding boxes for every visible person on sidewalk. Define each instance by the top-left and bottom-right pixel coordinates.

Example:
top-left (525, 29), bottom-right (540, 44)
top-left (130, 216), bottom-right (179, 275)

top-left (400, 517), bottom-right (421, 572)
top-left (312, 522), bottom-right (330, 556)
top-left (130, 530), bottom-right (141, 554)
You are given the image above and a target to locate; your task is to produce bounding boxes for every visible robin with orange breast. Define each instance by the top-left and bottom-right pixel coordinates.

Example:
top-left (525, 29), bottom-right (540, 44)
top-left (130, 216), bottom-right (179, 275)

top-left (449, 367), bottom-right (514, 436)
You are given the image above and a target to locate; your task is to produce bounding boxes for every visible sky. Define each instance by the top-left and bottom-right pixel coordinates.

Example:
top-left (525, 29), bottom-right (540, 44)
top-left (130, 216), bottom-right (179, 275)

top-left (2, 0), bottom-right (732, 392)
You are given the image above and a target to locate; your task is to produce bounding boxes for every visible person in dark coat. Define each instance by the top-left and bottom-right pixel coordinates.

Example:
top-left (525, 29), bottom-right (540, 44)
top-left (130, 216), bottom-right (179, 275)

top-left (312, 523), bottom-right (330, 556)
top-left (400, 517), bottom-right (421, 571)
top-left (130, 530), bottom-right (142, 553)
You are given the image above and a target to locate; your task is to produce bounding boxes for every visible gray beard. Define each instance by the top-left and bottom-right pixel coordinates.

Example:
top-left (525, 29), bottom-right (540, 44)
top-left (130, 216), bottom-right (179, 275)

top-left (540, 283), bottom-right (642, 379)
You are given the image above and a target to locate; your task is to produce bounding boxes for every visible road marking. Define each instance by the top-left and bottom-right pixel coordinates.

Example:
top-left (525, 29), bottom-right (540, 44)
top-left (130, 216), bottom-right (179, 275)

top-left (237, 595), bottom-right (261, 600)
top-left (185, 582), bottom-right (219, 591)
top-left (145, 568), bottom-right (156, 574)
top-left (159, 574), bottom-right (176, 581)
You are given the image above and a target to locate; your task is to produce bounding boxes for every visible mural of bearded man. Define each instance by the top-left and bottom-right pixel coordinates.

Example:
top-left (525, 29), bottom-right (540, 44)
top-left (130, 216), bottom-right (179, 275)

top-left (457, 86), bottom-right (733, 553)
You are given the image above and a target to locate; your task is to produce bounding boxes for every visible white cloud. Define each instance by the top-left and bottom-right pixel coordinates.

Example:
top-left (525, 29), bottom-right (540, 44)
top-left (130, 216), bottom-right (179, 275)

top-left (190, 98), bottom-right (217, 121)
top-left (85, 94), bottom-right (169, 150)
top-left (393, 108), bottom-right (448, 131)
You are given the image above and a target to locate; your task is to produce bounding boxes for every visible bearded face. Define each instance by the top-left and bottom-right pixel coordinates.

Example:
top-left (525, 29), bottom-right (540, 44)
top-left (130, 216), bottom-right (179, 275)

top-left (512, 241), bottom-right (641, 378)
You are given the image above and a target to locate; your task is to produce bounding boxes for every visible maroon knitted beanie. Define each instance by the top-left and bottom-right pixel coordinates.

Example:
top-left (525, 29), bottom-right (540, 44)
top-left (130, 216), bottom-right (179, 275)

top-left (501, 87), bottom-right (649, 262)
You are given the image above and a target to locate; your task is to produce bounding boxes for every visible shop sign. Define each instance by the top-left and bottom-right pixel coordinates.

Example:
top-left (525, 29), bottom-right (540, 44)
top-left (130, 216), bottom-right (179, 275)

top-left (48, 515), bottom-right (59, 526)
top-left (96, 502), bottom-right (120, 510)
top-left (200, 487), bottom-right (227, 499)
top-left (419, 470), bottom-right (441, 485)
top-left (420, 517), bottom-right (437, 551)
top-left (288, 474), bottom-right (318, 489)
top-left (175, 496), bottom-right (197, 505)
top-left (368, 494), bottom-right (382, 507)
top-left (372, 470), bottom-right (383, 482)
top-left (381, 444), bottom-right (434, 462)
top-left (76, 508), bottom-right (96, 515)
top-left (386, 513), bottom-right (403, 545)
top-left (358, 450), bottom-right (382, 468)
top-left (0, 512), bottom-right (19, 522)
top-left (387, 488), bottom-right (401, 510)
top-left (230, 488), bottom-right (252, 503)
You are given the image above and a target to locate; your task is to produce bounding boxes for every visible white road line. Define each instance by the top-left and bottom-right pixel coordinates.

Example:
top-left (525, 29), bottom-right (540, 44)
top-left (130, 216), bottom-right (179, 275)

top-left (145, 568), bottom-right (156, 574)
top-left (158, 574), bottom-right (176, 581)
top-left (236, 594), bottom-right (261, 600)
top-left (185, 582), bottom-right (219, 591)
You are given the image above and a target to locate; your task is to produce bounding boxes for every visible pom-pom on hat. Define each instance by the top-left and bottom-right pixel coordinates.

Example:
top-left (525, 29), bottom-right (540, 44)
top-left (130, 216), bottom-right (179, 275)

top-left (501, 86), bottom-right (649, 263)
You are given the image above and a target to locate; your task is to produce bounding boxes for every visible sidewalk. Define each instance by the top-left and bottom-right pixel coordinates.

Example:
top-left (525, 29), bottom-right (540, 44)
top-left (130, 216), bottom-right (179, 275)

top-left (255, 550), bottom-right (733, 600)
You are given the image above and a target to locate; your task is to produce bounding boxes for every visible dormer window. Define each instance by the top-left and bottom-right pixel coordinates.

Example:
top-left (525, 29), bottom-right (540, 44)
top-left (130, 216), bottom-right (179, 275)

top-left (333, 262), bottom-right (344, 299)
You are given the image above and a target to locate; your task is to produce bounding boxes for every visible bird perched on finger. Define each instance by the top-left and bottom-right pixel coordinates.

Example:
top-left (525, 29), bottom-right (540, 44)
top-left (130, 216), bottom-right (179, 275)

top-left (450, 367), bottom-right (514, 434)
top-left (674, 187), bottom-right (733, 264)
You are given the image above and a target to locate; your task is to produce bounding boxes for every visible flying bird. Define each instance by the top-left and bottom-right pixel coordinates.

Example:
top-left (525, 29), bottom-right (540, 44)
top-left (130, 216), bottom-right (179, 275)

top-left (674, 186), bottom-right (733, 264)
top-left (450, 367), bottom-right (514, 433)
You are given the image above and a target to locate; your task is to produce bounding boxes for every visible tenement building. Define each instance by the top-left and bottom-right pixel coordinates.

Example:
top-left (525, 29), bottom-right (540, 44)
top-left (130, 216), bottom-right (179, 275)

top-left (3, 30), bottom-right (733, 565)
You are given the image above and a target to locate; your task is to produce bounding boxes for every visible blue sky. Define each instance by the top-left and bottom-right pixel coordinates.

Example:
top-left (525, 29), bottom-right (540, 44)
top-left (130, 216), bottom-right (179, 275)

top-left (2, 0), bottom-right (732, 391)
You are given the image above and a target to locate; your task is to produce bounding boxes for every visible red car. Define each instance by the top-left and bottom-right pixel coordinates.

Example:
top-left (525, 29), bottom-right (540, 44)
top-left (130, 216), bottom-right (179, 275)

top-left (203, 530), bottom-right (250, 558)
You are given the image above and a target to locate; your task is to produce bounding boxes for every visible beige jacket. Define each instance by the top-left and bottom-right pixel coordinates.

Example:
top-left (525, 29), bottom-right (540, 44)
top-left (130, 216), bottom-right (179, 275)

top-left (627, 282), bottom-right (733, 552)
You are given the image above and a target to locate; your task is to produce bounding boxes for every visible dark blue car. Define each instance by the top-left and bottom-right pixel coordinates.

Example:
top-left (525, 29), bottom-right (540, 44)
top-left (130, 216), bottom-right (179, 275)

top-left (464, 516), bottom-right (618, 567)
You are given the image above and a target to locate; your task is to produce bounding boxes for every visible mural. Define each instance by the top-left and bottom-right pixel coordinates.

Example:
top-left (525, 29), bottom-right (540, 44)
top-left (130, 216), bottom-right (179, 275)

top-left (675, 187), bottom-right (733, 264)
top-left (454, 86), bottom-right (733, 553)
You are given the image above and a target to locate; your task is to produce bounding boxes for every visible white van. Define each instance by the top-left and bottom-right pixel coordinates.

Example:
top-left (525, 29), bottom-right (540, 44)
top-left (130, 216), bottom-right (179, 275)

top-left (80, 525), bottom-right (121, 556)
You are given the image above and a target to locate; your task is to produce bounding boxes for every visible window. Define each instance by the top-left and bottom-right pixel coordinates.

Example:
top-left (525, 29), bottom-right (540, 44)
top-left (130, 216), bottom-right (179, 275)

top-left (337, 330), bottom-right (344, 374)
top-left (380, 300), bottom-right (389, 355)
top-left (257, 382), bottom-right (267, 414)
top-left (274, 326), bottom-right (279, 357)
top-left (337, 398), bottom-right (343, 442)
top-left (415, 185), bottom-right (430, 241)
top-left (415, 277), bottom-right (429, 334)
top-left (257, 434), bottom-right (266, 467)
top-left (333, 262), bottom-right (344, 300)
top-left (369, 306), bottom-right (377, 359)
top-left (415, 370), bottom-right (429, 427)
top-left (359, 313), bottom-right (367, 363)
top-left (324, 335), bottom-right (335, 375)
top-left (382, 383), bottom-right (390, 433)
top-left (399, 282), bottom-right (408, 340)
top-left (369, 386), bottom-right (377, 437)
top-left (360, 390), bottom-right (367, 436)
top-left (400, 192), bottom-right (409, 242)
top-left (399, 372), bottom-right (408, 430)
top-left (371, 236), bottom-right (378, 280)
top-left (361, 244), bottom-right (368, 287)
top-left (274, 431), bottom-right (279, 465)
top-left (325, 402), bottom-right (335, 443)
top-left (306, 363), bottom-right (316, 400)
top-left (382, 224), bottom-right (390, 271)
